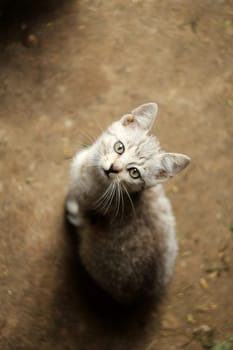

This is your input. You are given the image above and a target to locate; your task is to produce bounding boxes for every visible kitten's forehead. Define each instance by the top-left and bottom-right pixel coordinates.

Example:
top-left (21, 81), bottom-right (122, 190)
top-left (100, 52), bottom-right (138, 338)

top-left (106, 120), bottom-right (160, 155)
top-left (107, 120), bottom-right (146, 143)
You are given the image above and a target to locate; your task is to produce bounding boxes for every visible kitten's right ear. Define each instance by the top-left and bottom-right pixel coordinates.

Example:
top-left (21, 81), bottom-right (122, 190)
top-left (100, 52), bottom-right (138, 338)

top-left (154, 153), bottom-right (191, 182)
top-left (121, 103), bottom-right (158, 132)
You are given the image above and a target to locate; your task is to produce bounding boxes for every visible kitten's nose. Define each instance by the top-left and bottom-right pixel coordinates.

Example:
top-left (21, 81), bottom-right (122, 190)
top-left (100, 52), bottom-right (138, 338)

top-left (104, 163), bottom-right (119, 176)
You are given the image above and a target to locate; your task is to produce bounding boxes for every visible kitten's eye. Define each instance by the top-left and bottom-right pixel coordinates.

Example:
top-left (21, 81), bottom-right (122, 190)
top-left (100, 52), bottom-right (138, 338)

top-left (128, 167), bottom-right (140, 179)
top-left (114, 141), bottom-right (125, 155)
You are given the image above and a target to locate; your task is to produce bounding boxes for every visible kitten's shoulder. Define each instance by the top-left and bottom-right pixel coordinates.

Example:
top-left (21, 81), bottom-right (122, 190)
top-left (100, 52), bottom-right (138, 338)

top-left (143, 184), bottom-right (173, 217)
top-left (144, 184), bottom-right (166, 200)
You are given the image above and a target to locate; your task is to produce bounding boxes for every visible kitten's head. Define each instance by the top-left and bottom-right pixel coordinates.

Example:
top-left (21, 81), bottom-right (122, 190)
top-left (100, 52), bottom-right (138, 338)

top-left (92, 103), bottom-right (190, 193)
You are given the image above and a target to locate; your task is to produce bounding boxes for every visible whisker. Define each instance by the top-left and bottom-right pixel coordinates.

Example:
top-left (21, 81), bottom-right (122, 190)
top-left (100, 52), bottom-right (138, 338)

top-left (99, 183), bottom-right (116, 213)
top-left (100, 183), bottom-right (113, 211)
top-left (78, 129), bottom-right (97, 144)
top-left (94, 184), bottom-right (112, 207)
top-left (96, 189), bottom-right (111, 209)
top-left (103, 182), bottom-right (116, 215)
top-left (121, 183), bottom-right (136, 217)
top-left (119, 183), bottom-right (125, 221)
top-left (114, 183), bottom-right (121, 218)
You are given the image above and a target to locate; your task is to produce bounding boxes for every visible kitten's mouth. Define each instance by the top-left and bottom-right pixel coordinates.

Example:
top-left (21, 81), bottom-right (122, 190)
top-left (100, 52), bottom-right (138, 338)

top-left (102, 165), bottom-right (119, 178)
top-left (101, 168), bottom-right (110, 179)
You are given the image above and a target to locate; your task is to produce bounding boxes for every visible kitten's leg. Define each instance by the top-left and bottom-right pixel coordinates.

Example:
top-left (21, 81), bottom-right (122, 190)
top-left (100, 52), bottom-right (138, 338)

top-left (66, 195), bottom-right (82, 227)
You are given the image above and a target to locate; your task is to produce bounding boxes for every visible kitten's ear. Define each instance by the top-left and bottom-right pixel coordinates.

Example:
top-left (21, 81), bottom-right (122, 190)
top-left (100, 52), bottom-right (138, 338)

top-left (121, 103), bottom-right (158, 132)
top-left (155, 153), bottom-right (191, 181)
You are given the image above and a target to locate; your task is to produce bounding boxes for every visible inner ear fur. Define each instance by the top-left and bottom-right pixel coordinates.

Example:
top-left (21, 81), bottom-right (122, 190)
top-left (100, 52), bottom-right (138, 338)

top-left (158, 153), bottom-right (191, 178)
top-left (121, 102), bottom-right (158, 132)
top-left (122, 114), bottom-right (135, 126)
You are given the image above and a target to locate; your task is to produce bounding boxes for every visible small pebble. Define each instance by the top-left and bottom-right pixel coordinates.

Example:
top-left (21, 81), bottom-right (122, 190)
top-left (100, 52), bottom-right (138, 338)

top-left (200, 277), bottom-right (209, 290)
top-left (195, 303), bottom-right (218, 313)
top-left (24, 34), bottom-right (39, 48)
top-left (162, 312), bottom-right (181, 330)
top-left (208, 271), bottom-right (218, 280)
top-left (187, 313), bottom-right (195, 324)
top-left (195, 304), bottom-right (209, 313)
top-left (172, 185), bottom-right (179, 193)
top-left (25, 176), bottom-right (34, 184)
top-left (193, 324), bottom-right (214, 337)
top-left (64, 119), bottom-right (74, 129)
top-left (182, 250), bottom-right (191, 257)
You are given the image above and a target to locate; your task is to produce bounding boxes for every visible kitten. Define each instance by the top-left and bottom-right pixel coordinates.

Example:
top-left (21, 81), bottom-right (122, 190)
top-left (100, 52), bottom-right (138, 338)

top-left (66, 103), bottom-right (190, 304)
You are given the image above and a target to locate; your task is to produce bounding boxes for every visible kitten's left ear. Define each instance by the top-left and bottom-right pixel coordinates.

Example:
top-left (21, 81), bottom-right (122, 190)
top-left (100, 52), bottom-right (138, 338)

top-left (121, 103), bottom-right (158, 132)
top-left (155, 153), bottom-right (191, 181)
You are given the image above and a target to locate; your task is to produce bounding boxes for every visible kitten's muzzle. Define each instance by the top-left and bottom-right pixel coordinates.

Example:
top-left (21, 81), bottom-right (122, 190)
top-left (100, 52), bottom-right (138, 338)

top-left (103, 164), bottom-right (119, 177)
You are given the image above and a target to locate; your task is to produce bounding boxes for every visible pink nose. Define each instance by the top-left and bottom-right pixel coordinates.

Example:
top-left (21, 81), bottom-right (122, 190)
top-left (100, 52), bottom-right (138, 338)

top-left (113, 161), bottom-right (123, 172)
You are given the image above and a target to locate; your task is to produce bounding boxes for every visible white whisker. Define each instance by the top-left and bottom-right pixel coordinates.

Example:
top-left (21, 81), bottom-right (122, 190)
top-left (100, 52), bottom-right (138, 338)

top-left (94, 183), bottom-right (112, 208)
top-left (114, 183), bottom-right (121, 218)
top-left (78, 129), bottom-right (97, 144)
top-left (101, 184), bottom-right (113, 211)
top-left (103, 182), bottom-right (116, 215)
top-left (119, 183), bottom-right (125, 221)
top-left (121, 183), bottom-right (136, 217)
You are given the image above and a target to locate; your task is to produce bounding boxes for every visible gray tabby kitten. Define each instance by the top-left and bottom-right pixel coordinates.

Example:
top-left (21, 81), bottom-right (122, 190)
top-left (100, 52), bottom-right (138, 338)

top-left (66, 103), bottom-right (190, 304)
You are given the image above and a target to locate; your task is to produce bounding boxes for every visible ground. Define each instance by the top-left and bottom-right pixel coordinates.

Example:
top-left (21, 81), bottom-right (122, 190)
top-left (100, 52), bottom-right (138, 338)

top-left (0, 0), bottom-right (233, 349)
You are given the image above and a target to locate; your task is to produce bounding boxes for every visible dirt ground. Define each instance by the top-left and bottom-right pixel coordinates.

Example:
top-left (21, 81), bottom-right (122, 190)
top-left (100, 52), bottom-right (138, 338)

top-left (0, 0), bottom-right (233, 349)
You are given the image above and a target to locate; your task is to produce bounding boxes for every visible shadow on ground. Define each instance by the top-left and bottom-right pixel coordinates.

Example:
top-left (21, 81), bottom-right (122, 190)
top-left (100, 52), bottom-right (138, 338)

top-left (0, 0), bottom-right (74, 45)
top-left (51, 217), bottom-right (161, 345)
top-left (25, 214), bottom-right (160, 349)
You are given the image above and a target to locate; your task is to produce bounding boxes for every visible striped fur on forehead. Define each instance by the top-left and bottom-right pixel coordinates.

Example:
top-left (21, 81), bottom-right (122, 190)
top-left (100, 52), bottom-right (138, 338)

top-left (133, 135), bottom-right (161, 158)
top-left (106, 122), bottom-right (161, 155)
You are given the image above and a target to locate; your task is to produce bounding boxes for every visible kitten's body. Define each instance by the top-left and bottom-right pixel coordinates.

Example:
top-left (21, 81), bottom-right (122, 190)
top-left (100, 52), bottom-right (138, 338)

top-left (66, 103), bottom-right (190, 303)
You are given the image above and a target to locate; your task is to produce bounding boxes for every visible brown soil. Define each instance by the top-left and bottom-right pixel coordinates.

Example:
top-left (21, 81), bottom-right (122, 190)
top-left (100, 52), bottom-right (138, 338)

top-left (0, 1), bottom-right (233, 349)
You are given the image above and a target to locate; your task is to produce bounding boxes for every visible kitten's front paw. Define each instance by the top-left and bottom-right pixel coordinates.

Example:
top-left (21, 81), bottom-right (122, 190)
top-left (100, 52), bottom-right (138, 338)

top-left (66, 198), bottom-right (82, 227)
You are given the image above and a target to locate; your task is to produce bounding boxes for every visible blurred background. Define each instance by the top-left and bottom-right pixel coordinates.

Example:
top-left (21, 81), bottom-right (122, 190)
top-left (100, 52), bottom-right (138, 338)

top-left (0, 1), bottom-right (232, 349)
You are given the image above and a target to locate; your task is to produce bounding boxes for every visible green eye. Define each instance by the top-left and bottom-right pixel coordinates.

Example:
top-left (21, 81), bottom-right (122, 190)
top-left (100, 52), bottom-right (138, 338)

top-left (114, 141), bottom-right (125, 155)
top-left (128, 167), bottom-right (140, 179)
